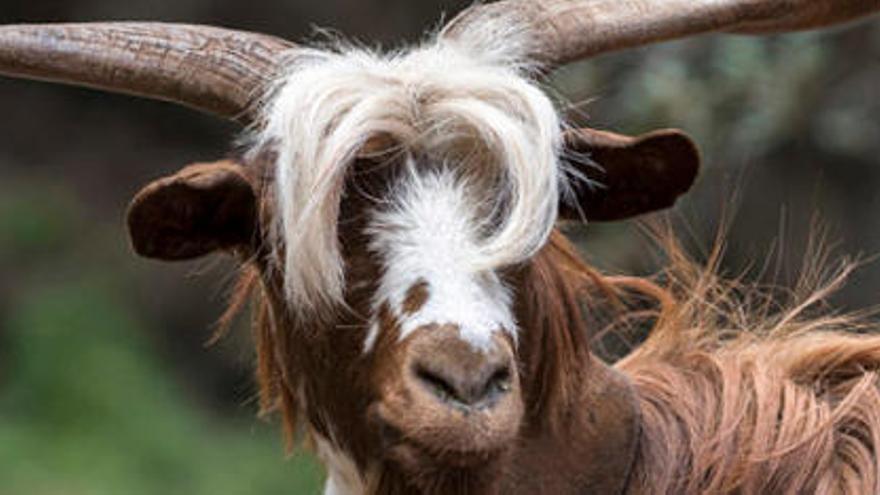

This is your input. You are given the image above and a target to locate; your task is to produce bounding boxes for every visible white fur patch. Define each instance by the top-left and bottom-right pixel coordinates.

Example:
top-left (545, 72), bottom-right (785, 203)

top-left (313, 433), bottom-right (367, 495)
top-left (365, 169), bottom-right (517, 352)
top-left (256, 31), bottom-right (563, 317)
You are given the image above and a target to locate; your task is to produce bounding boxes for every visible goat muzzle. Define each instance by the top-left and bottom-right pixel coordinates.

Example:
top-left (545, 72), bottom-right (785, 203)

top-left (370, 326), bottom-right (523, 467)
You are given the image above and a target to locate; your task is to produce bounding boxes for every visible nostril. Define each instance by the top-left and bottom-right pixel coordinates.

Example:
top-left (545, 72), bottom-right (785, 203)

top-left (413, 363), bottom-right (513, 409)
top-left (484, 366), bottom-right (512, 399)
top-left (415, 366), bottom-right (460, 404)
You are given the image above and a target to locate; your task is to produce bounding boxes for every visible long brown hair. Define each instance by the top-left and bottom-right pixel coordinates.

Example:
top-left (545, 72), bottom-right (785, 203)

top-left (615, 230), bottom-right (880, 494)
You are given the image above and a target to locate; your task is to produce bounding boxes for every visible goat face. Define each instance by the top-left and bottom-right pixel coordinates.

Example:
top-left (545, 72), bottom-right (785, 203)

top-left (125, 46), bottom-right (700, 491)
top-left (126, 134), bottom-right (699, 493)
top-left (243, 45), bottom-right (564, 481)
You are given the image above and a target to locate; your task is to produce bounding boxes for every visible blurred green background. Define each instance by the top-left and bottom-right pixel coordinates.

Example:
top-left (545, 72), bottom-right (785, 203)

top-left (0, 1), bottom-right (878, 494)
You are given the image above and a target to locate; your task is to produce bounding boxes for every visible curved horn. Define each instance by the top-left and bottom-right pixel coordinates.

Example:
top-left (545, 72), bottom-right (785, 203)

top-left (442, 0), bottom-right (880, 69)
top-left (0, 23), bottom-right (296, 121)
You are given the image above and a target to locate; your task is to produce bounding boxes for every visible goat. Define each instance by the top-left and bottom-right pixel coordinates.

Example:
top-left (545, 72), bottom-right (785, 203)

top-left (1, 1), bottom-right (880, 493)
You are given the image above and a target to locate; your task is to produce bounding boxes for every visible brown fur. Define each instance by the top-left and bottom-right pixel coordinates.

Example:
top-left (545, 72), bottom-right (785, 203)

top-left (401, 280), bottom-right (430, 316)
top-left (221, 223), bottom-right (880, 494)
top-left (616, 235), bottom-right (880, 494)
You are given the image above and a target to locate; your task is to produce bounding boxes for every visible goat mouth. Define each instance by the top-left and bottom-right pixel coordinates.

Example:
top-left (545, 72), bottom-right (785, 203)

top-left (378, 419), bottom-right (509, 468)
top-left (370, 405), bottom-right (516, 468)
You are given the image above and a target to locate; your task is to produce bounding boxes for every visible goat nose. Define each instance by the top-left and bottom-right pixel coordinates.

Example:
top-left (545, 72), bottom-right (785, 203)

top-left (413, 359), bottom-right (513, 410)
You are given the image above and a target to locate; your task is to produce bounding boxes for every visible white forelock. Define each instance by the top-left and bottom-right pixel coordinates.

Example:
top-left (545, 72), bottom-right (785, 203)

top-left (366, 168), bottom-right (518, 352)
top-left (256, 27), bottom-right (563, 317)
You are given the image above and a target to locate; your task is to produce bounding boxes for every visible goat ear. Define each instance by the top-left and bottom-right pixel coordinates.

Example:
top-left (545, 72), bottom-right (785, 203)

top-left (127, 160), bottom-right (257, 260)
top-left (559, 128), bottom-right (700, 222)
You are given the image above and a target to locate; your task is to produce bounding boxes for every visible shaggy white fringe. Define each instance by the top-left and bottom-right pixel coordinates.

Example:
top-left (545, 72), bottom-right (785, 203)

top-left (256, 24), bottom-right (563, 316)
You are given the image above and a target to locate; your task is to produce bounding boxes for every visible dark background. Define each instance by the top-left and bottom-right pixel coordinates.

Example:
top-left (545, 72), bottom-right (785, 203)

top-left (0, 1), bottom-right (878, 493)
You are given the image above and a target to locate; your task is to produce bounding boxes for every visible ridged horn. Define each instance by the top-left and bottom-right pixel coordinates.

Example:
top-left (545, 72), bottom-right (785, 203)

top-left (0, 22), bottom-right (297, 121)
top-left (443, 0), bottom-right (880, 69)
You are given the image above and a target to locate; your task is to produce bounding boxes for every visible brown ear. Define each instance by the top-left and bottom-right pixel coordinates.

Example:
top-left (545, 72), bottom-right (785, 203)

top-left (127, 160), bottom-right (257, 260)
top-left (559, 128), bottom-right (700, 222)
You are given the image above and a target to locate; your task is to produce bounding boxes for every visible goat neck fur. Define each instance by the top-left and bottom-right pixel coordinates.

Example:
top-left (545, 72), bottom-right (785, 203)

top-left (615, 239), bottom-right (880, 494)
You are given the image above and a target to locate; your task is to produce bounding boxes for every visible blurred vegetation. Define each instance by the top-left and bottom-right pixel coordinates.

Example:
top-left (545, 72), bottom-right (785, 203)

top-left (0, 1), bottom-right (877, 494)
top-left (0, 183), bottom-right (322, 494)
top-left (553, 25), bottom-right (880, 312)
